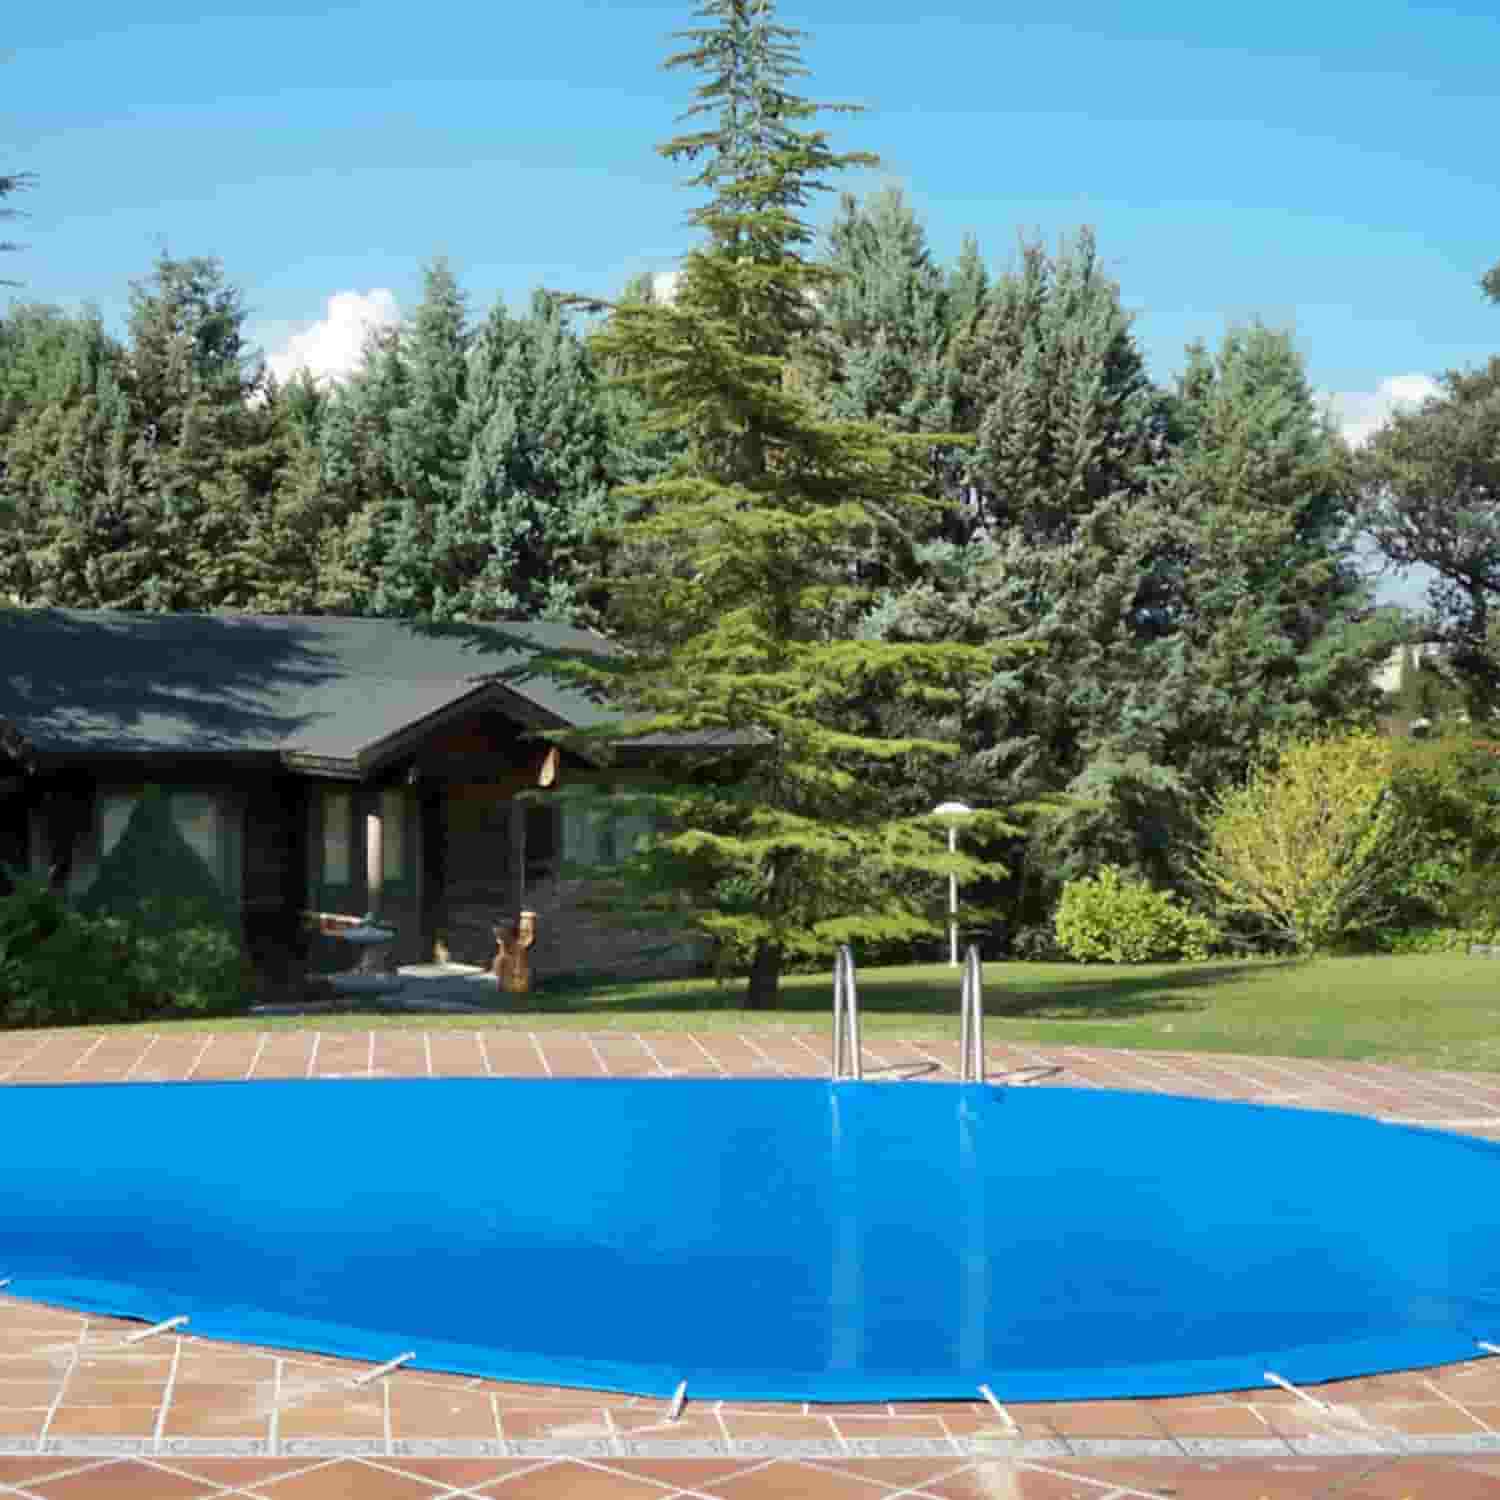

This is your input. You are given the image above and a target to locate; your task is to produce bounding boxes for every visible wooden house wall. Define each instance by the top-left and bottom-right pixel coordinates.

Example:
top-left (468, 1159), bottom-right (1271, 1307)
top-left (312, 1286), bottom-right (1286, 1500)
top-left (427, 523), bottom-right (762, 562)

top-left (241, 773), bottom-right (310, 993)
top-left (0, 774), bottom-right (31, 898)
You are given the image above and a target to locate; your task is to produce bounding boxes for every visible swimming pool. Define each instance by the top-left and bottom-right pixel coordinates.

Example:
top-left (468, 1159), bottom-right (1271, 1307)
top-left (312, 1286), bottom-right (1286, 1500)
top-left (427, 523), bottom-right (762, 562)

top-left (2, 1077), bottom-right (1499, 1403)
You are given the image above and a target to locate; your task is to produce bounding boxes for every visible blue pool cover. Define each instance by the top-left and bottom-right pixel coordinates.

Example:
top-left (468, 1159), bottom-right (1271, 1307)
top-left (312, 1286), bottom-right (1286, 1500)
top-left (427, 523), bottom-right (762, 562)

top-left (3, 1076), bottom-right (1500, 1403)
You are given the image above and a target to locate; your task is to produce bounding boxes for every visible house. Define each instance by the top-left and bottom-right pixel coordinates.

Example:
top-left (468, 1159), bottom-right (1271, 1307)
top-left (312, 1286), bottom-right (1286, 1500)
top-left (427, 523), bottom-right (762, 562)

top-left (1373, 639), bottom-right (1471, 738)
top-left (0, 607), bottom-right (755, 995)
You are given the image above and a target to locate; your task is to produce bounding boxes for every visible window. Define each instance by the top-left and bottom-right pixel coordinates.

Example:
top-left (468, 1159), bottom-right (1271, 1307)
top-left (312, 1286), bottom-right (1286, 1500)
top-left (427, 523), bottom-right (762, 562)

top-left (596, 811), bottom-right (617, 865)
top-left (524, 800), bottom-right (558, 881)
top-left (321, 787), bottom-right (352, 885)
top-left (99, 792), bottom-right (137, 862)
top-left (560, 786), bottom-right (655, 871)
top-left (380, 788), bottom-right (404, 880)
top-left (36, 784), bottom-right (235, 900)
top-left (170, 792), bottom-right (220, 875)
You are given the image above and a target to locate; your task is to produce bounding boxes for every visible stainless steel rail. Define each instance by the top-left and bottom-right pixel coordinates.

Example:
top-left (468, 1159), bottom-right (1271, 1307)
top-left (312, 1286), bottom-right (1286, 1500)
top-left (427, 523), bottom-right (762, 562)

top-left (831, 943), bottom-right (862, 1080)
top-left (959, 943), bottom-right (985, 1083)
top-left (833, 942), bottom-right (982, 1083)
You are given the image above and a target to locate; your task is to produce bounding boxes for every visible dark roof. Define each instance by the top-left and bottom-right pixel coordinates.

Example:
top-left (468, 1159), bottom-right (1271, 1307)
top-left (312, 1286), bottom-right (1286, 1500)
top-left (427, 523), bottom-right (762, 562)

top-left (1, 608), bottom-right (762, 778)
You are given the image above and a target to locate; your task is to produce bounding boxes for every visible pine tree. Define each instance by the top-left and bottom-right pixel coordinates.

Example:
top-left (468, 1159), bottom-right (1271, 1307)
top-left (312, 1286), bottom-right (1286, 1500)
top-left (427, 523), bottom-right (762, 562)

top-left (421, 287), bottom-right (615, 623)
top-left (0, 305), bottom-right (134, 605)
top-left (540, 0), bottom-right (1023, 1007)
top-left (68, 252), bottom-right (277, 611)
top-left (1140, 322), bottom-right (1395, 798)
top-left (801, 184), bottom-right (952, 432)
top-left (370, 257), bottom-right (472, 617)
top-left (861, 224), bottom-right (1191, 926)
top-left (945, 232), bottom-right (989, 351)
top-left (583, 271), bottom-right (695, 639)
top-left (312, 323), bottom-right (410, 613)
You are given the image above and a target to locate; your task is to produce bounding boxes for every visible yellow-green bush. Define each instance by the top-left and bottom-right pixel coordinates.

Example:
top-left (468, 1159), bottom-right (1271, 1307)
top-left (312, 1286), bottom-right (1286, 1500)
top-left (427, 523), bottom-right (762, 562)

top-left (1054, 865), bottom-right (1220, 963)
top-left (1194, 727), bottom-right (1421, 954)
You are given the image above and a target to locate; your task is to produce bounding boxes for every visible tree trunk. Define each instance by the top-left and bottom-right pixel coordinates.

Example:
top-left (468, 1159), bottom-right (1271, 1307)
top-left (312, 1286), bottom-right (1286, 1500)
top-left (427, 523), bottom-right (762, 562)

top-left (744, 938), bottom-right (782, 1010)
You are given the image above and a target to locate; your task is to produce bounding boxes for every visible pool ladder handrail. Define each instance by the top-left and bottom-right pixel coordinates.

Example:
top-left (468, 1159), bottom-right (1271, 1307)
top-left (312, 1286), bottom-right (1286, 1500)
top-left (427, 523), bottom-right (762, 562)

top-left (959, 943), bottom-right (985, 1083)
top-left (831, 943), bottom-right (862, 1080)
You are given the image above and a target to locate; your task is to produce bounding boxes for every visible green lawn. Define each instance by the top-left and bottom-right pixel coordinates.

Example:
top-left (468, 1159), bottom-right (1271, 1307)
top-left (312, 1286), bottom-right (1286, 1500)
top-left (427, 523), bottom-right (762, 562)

top-left (58, 953), bottom-right (1500, 1074)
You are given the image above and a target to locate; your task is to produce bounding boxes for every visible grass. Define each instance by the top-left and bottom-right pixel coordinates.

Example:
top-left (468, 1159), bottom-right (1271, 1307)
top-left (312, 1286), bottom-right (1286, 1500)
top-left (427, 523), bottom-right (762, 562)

top-left (38, 952), bottom-right (1500, 1074)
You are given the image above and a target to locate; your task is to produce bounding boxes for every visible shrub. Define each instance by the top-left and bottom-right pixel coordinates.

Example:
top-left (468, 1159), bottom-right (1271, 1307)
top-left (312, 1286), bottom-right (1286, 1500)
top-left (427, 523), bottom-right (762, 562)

top-left (0, 867), bottom-right (151, 1026)
top-left (1054, 865), bottom-right (1220, 963)
top-left (1010, 922), bottom-right (1065, 962)
top-left (74, 783), bottom-right (250, 1017)
top-left (123, 917), bottom-right (251, 1017)
top-left (1385, 731), bottom-right (1500, 929)
top-left (1373, 926), bottom-right (1489, 955)
top-left (0, 863), bottom-right (250, 1027)
top-left (1194, 728), bottom-right (1422, 955)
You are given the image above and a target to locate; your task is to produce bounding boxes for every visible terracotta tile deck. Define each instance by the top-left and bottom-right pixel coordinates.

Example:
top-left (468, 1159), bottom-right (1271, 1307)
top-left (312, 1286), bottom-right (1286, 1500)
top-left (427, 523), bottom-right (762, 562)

top-left (6, 1025), bottom-right (1500, 1496)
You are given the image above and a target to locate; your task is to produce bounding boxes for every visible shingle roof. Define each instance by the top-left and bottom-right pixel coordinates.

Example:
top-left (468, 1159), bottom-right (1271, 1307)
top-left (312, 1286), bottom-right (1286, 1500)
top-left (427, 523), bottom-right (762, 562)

top-left (0, 608), bottom-right (762, 776)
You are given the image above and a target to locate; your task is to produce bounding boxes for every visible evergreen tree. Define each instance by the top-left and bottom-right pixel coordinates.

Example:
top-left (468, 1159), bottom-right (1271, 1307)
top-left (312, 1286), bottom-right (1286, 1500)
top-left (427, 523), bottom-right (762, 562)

top-left (370, 257), bottom-right (472, 617)
top-left (945, 232), bottom-right (989, 350)
top-left (801, 184), bottom-right (951, 432)
top-left (0, 305), bottom-right (133, 605)
top-left (580, 271), bottom-right (695, 640)
top-left (56, 252), bottom-right (278, 611)
top-left (798, 184), bottom-right (982, 586)
top-left (542, 0), bottom-right (1023, 1007)
top-left (1139, 322), bottom-right (1395, 802)
top-left (421, 287), bottom-right (615, 623)
top-left (0, 258), bottom-right (330, 617)
top-left (312, 323), bottom-right (410, 613)
top-left (597, 272), bottom-right (692, 492)
top-left (948, 226), bottom-right (1169, 907)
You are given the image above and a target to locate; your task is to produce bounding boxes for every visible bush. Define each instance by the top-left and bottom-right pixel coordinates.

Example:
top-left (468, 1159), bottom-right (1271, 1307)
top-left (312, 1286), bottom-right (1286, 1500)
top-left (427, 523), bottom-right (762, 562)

top-left (1010, 922), bottom-right (1065, 962)
top-left (123, 916), bottom-right (251, 1017)
top-left (1194, 728), bottom-right (1421, 954)
top-left (0, 864), bottom-right (250, 1027)
top-left (1385, 732), bottom-right (1500, 929)
top-left (73, 783), bottom-right (250, 1017)
top-left (0, 868), bottom-right (151, 1026)
top-left (1054, 865), bottom-right (1220, 963)
top-left (1372, 926), bottom-right (1486, 955)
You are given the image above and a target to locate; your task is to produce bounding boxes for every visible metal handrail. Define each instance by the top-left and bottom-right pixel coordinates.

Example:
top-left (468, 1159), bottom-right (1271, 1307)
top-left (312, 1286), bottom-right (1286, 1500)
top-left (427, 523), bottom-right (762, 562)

top-left (831, 943), bottom-right (862, 1080)
top-left (959, 943), bottom-right (984, 1082)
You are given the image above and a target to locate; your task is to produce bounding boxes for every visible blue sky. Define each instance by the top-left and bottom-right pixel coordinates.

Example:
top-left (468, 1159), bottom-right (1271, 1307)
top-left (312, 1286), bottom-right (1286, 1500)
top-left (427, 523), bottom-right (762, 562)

top-left (7, 0), bottom-right (1498, 607)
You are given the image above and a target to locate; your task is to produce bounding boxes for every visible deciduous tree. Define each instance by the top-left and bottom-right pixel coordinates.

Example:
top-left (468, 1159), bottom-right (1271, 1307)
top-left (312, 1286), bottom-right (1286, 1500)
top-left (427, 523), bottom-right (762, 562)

top-left (1195, 728), bottom-right (1420, 954)
top-left (1357, 355), bottom-right (1500, 717)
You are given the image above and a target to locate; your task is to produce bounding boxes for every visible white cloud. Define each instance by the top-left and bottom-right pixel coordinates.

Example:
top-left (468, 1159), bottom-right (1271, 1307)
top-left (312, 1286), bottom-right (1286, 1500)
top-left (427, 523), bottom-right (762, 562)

top-left (643, 267), bottom-right (822, 308)
top-left (1318, 373), bottom-right (1442, 449)
top-left (264, 288), bottom-right (402, 391)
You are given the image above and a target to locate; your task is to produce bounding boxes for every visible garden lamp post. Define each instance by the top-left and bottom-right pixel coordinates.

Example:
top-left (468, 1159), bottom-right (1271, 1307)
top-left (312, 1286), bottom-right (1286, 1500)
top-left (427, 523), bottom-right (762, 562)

top-left (931, 800), bottom-right (974, 967)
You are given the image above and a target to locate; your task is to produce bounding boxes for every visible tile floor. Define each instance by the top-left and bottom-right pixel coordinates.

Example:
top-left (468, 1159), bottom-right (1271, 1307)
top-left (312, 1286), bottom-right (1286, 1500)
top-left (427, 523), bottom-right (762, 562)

top-left (4, 1025), bottom-right (1500, 1497)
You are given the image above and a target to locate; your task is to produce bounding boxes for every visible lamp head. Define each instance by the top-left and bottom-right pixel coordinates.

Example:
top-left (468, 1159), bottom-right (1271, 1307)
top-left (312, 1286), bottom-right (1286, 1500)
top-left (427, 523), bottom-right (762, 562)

top-left (931, 800), bottom-right (974, 819)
